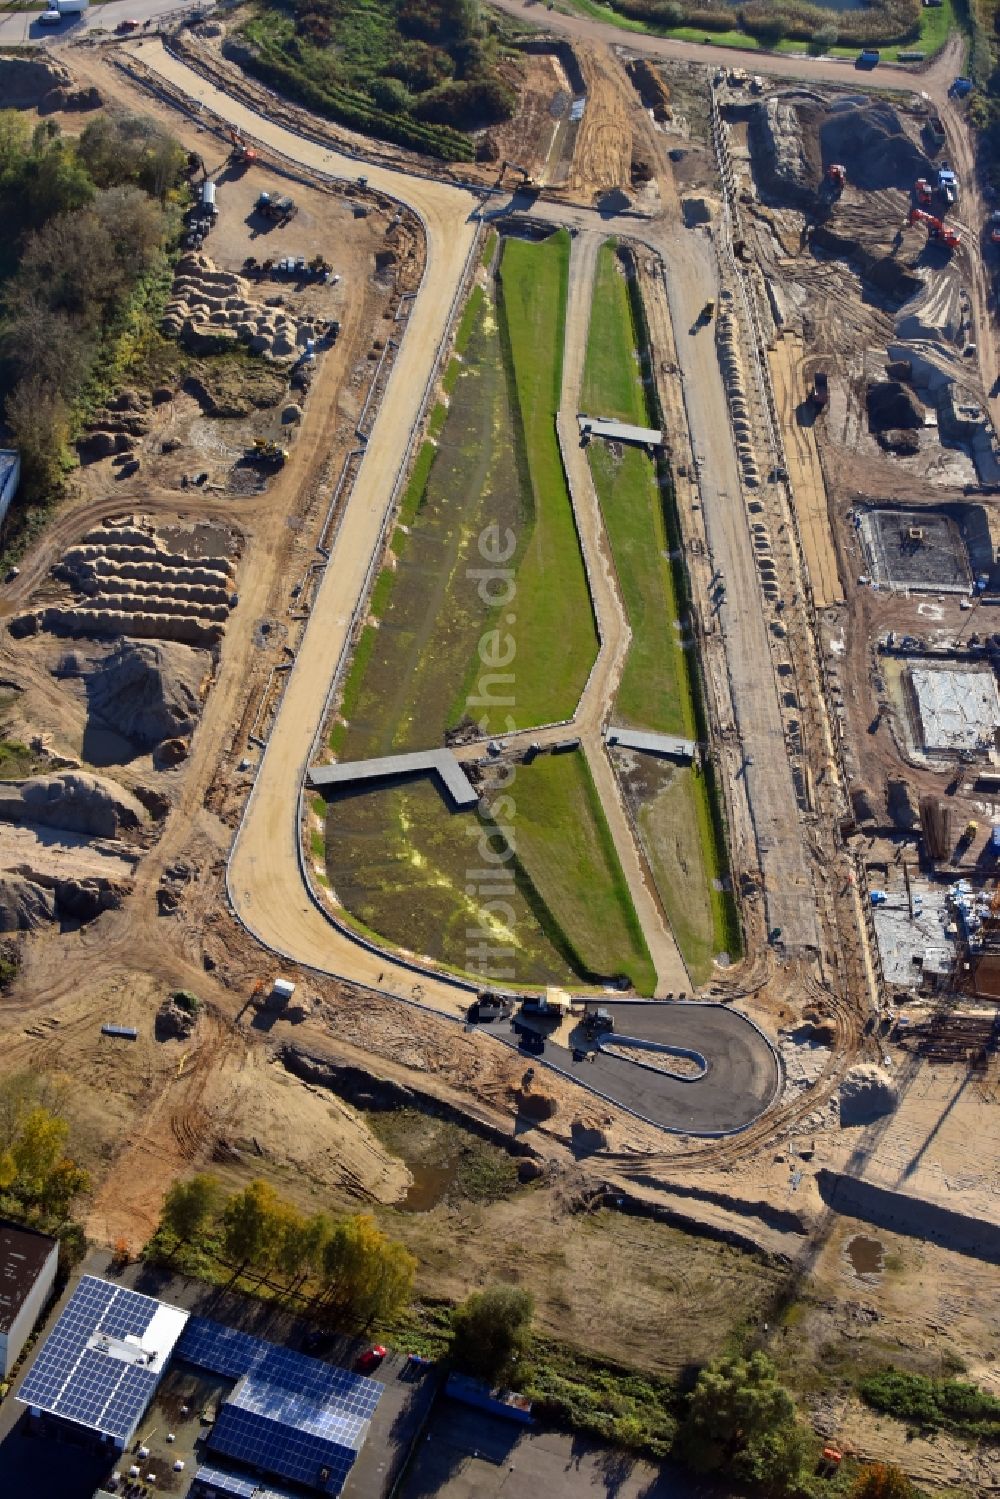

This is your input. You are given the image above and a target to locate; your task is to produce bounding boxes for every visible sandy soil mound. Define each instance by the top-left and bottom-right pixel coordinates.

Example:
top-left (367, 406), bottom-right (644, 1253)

top-left (0, 869), bottom-right (124, 931)
top-left (839, 1064), bottom-right (898, 1126)
top-left (0, 772), bottom-right (145, 839)
top-left (0, 55), bottom-right (100, 112)
top-left (820, 99), bottom-right (930, 191)
top-left (0, 874), bottom-right (57, 931)
top-left (83, 639), bottom-right (210, 749)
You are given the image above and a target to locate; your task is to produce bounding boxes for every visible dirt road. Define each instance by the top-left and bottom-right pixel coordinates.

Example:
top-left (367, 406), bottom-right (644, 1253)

top-left (492, 1), bottom-right (964, 99)
top-left (126, 40), bottom-right (483, 1015)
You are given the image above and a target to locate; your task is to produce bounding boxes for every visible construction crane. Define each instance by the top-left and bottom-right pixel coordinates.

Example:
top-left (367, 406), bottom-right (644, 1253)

top-left (907, 207), bottom-right (960, 249)
top-left (229, 128), bottom-right (258, 169)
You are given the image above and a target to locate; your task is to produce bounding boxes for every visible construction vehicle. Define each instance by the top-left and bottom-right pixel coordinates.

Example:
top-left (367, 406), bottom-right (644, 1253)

top-left (937, 164), bottom-right (958, 205)
top-left (583, 1007), bottom-right (614, 1037)
top-left (247, 438), bottom-right (287, 467)
top-left (914, 177), bottom-right (932, 206)
top-left (824, 163), bottom-right (846, 196)
top-left (255, 191), bottom-right (297, 223)
top-left (698, 300), bottom-right (715, 325)
top-left (811, 369), bottom-right (829, 409)
top-left (496, 159), bottom-right (536, 192)
top-left (229, 128), bottom-right (257, 168)
top-left (907, 207), bottom-right (960, 249)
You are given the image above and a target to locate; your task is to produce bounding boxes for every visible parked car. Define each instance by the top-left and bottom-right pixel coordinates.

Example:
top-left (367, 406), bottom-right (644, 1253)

top-left (116, 17), bottom-right (141, 30)
top-left (355, 1345), bottom-right (387, 1375)
top-left (38, 9), bottom-right (63, 23)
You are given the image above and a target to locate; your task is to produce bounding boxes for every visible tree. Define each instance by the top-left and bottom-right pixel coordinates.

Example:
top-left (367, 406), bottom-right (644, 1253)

top-left (852, 1463), bottom-right (915, 1499)
top-left (815, 21), bottom-right (839, 49)
top-left (319, 1213), bottom-right (416, 1327)
top-left (276, 1209), bottom-right (331, 1294)
top-left (221, 1179), bottom-right (286, 1281)
top-left (161, 1174), bottom-right (223, 1252)
top-left (11, 1106), bottom-right (69, 1201)
top-left (451, 1285), bottom-right (533, 1383)
top-left (5, 378), bottom-right (71, 497)
top-left (678, 1352), bottom-right (811, 1495)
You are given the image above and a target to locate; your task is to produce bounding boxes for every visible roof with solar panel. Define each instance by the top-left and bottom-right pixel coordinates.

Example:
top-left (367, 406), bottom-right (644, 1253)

top-left (178, 1317), bottom-right (382, 1495)
top-left (16, 1275), bottom-right (188, 1443)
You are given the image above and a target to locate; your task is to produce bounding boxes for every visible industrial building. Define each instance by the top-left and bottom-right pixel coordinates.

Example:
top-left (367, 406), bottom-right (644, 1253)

top-left (17, 1275), bottom-right (188, 1451)
top-left (0, 451), bottom-right (20, 531)
top-left (0, 1223), bottom-right (57, 1378)
top-left (176, 1316), bottom-right (382, 1496)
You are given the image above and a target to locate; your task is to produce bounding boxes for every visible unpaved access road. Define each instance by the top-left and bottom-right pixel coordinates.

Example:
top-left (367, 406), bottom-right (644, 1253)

top-left (127, 40), bottom-right (483, 1017)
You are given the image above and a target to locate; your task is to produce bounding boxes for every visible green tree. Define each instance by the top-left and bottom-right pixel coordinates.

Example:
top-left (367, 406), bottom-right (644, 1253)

top-left (161, 1174), bottom-right (223, 1253)
top-left (38, 1158), bottom-right (90, 1219)
top-left (678, 1352), bottom-right (811, 1495)
top-left (277, 1209), bottom-right (331, 1295)
top-left (451, 1285), bottom-right (533, 1383)
top-left (319, 1213), bottom-right (416, 1327)
top-left (852, 1463), bottom-right (915, 1499)
top-left (221, 1179), bottom-right (286, 1281)
top-left (11, 1106), bottom-right (69, 1200)
top-left (814, 21), bottom-right (839, 50)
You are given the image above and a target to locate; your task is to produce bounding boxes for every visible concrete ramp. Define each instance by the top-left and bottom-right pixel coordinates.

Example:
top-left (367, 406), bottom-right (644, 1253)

top-left (308, 749), bottom-right (478, 808)
top-left (605, 726), bottom-right (697, 761)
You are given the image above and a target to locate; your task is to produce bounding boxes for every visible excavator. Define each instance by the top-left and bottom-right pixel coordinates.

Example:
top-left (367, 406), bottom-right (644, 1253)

top-left (229, 128), bottom-right (258, 169)
top-left (907, 206), bottom-right (960, 250)
top-left (824, 162), bottom-right (846, 196)
top-left (496, 159), bottom-right (537, 195)
top-left (914, 177), bottom-right (933, 207)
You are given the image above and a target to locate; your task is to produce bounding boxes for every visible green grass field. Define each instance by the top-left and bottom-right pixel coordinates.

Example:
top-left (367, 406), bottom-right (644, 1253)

top-left (581, 246), bottom-right (649, 426)
top-left (558, 0), bottom-right (956, 59)
top-left (454, 229), bottom-right (597, 729)
top-left (589, 444), bottom-right (694, 740)
top-left (582, 242), bottom-right (740, 980)
top-left (320, 234), bottom-right (653, 988)
top-left (511, 752), bottom-right (656, 993)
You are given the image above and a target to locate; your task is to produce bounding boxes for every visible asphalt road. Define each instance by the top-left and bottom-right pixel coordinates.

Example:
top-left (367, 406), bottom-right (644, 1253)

top-left (497, 1001), bottom-right (779, 1134)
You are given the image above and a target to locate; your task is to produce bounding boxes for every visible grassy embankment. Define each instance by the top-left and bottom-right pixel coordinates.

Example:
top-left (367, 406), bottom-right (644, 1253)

top-left (237, 0), bottom-right (519, 163)
top-left (323, 232), bottom-right (653, 990)
top-left (560, 0), bottom-right (955, 60)
top-left (581, 242), bottom-right (740, 981)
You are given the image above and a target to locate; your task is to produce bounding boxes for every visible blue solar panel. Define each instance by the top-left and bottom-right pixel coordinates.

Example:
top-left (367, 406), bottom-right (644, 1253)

top-left (100, 1365), bottom-right (159, 1437)
top-left (177, 1318), bottom-right (263, 1380)
top-left (17, 1275), bottom-right (175, 1442)
top-left (184, 1318), bottom-right (382, 1496)
top-left (100, 1287), bottom-right (157, 1340)
top-left (193, 1464), bottom-right (258, 1498)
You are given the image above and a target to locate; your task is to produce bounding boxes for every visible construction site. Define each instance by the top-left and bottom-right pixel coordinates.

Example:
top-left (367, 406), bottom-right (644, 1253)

top-left (0, 7), bottom-right (997, 1493)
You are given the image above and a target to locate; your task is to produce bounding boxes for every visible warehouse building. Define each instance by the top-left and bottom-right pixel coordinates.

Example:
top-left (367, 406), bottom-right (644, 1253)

top-left (0, 451), bottom-right (19, 530)
top-left (0, 1223), bottom-right (57, 1377)
top-left (17, 1275), bottom-right (188, 1452)
top-left (177, 1317), bottom-right (382, 1496)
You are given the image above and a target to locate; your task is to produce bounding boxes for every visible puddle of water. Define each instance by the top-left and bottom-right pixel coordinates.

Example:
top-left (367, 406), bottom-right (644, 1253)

top-left (397, 1159), bottom-right (455, 1213)
top-left (846, 1234), bottom-right (885, 1279)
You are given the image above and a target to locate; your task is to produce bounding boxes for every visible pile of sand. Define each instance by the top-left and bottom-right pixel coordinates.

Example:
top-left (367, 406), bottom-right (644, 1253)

top-left (0, 772), bottom-right (145, 839)
top-left (83, 639), bottom-right (209, 749)
top-left (839, 1064), bottom-right (898, 1126)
